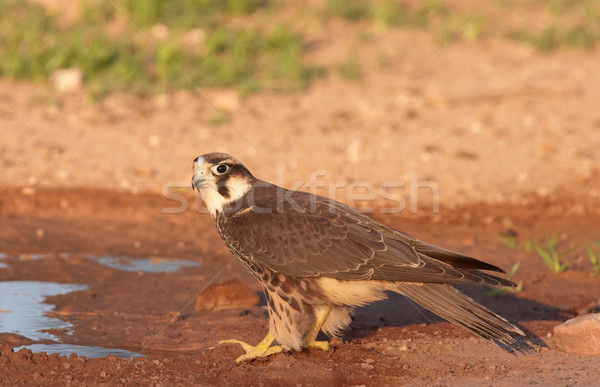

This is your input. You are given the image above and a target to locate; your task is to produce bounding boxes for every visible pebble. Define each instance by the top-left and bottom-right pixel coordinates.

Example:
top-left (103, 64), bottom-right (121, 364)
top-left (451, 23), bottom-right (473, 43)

top-left (147, 135), bottom-right (161, 147)
top-left (50, 68), bottom-right (83, 92)
top-left (212, 90), bottom-right (241, 113)
top-left (150, 23), bottom-right (170, 40)
top-left (360, 363), bottom-right (374, 370)
top-left (21, 187), bottom-right (35, 196)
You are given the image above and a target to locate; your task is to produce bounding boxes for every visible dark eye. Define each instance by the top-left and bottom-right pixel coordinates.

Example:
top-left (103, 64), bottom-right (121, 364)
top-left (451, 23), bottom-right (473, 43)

top-left (216, 164), bottom-right (228, 174)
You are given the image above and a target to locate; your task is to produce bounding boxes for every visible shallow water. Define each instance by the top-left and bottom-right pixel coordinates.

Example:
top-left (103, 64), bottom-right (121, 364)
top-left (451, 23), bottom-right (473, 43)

top-left (88, 255), bottom-right (198, 273)
top-left (0, 281), bottom-right (87, 341)
top-left (0, 253), bottom-right (197, 358)
top-left (0, 252), bottom-right (198, 273)
top-left (14, 343), bottom-right (144, 358)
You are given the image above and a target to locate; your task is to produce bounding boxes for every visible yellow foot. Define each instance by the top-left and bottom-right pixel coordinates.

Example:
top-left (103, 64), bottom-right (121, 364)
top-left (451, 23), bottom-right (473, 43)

top-left (303, 340), bottom-right (330, 351)
top-left (218, 333), bottom-right (282, 363)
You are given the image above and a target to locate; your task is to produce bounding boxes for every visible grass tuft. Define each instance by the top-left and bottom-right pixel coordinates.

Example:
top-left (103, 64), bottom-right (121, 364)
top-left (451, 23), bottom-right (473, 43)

top-left (587, 242), bottom-right (600, 277)
top-left (0, 0), bottom-right (316, 97)
top-left (531, 232), bottom-right (574, 273)
top-left (336, 52), bottom-right (362, 80)
top-left (486, 262), bottom-right (523, 296)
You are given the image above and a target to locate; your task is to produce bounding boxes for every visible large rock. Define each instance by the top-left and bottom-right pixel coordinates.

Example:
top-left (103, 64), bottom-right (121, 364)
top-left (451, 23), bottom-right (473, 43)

top-left (195, 279), bottom-right (259, 311)
top-left (554, 313), bottom-right (600, 355)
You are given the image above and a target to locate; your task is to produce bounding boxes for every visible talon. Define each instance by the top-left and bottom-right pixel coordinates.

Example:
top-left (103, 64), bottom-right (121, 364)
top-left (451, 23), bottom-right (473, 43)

top-left (218, 333), bottom-right (282, 363)
top-left (304, 340), bottom-right (330, 351)
top-left (218, 339), bottom-right (255, 354)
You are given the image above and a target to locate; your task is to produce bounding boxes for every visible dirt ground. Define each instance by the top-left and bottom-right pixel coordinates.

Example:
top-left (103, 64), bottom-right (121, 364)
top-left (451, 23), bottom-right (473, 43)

top-left (2, 3), bottom-right (600, 386)
top-left (1, 188), bottom-right (600, 386)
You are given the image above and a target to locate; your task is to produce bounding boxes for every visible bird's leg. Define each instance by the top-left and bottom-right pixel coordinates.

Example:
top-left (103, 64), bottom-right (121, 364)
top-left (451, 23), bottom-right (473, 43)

top-left (303, 305), bottom-right (332, 351)
top-left (219, 332), bottom-right (283, 363)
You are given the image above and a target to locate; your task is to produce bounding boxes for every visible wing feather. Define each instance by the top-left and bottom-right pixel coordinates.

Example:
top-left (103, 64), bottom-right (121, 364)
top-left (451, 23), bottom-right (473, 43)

top-left (223, 187), bottom-right (514, 286)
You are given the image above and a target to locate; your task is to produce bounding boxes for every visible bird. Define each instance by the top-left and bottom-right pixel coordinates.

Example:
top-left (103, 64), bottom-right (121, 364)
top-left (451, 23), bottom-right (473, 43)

top-left (191, 152), bottom-right (524, 363)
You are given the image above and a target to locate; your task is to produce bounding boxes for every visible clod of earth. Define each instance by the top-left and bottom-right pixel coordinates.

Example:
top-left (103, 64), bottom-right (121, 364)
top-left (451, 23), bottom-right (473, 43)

top-left (553, 313), bottom-right (600, 355)
top-left (195, 280), bottom-right (260, 312)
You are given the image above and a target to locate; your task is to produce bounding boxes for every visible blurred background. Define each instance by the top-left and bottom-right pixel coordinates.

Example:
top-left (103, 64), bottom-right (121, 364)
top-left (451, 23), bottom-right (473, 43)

top-left (2, 2), bottom-right (600, 382)
top-left (1, 0), bottom-right (599, 208)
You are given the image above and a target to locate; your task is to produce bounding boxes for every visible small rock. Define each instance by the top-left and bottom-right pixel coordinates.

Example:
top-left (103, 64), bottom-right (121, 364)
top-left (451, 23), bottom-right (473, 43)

top-left (212, 90), bottom-right (240, 113)
top-left (147, 135), bottom-right (161, 147)
top-left (181, 28), bottom-right (207, 48)
top-left (397, 343), bottom-right (409, 351)
top-left (360, 363), bottom-right (374, 370)
top-left (21, 187), bottom-right (35, 196)
top-left (150, 23), bottom-right (170, 40)
top-left (554, 313), bottom-right (600, 355)
top-left (50, 68), bottom-right (83, 92)
top-left (36, 228), bottom-right (45, 238)
top-left (195, 280), bottom-right (259, 311)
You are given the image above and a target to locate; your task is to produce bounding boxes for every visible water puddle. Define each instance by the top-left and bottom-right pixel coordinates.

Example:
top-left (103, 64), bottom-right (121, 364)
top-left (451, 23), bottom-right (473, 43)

top-left (0, 281), bottom-right (87, 341)
top-left (0, 281), bottom-right (144, 358)
top-left (88, 255), bottom-right (198, 273)
top-left (0, 252), bottom-right (198, 273)
top-left (1, 254), bottom-right (197, 358)
top-left (13, 344), bottom-right (143, 358)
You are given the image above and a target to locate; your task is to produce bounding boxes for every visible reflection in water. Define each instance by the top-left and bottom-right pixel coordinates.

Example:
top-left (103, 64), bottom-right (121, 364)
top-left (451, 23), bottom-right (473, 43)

top-left (1, 254), bottom-right (198, 358)
top-left (0, 252), bottom-right (198, 273)
top-left (14, 344), bottom-right (144, 358)
top-left (88, 255), bottom-right (198, 273)
top-left (0, 281), bottom-right (86, 341)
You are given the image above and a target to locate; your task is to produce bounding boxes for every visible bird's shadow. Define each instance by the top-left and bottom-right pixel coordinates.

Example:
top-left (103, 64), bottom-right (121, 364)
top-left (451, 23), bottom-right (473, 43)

top-left (341, 286), bottom-right (566, 352)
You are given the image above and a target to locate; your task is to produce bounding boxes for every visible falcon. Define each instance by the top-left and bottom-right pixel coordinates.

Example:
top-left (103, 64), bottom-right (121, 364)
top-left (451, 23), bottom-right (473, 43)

top-left (192, 152), bottom-right (524, 363)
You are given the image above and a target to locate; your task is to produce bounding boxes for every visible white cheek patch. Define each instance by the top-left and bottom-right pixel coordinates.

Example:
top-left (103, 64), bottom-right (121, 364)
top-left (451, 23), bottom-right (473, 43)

top-left (225, 176), bottom-right (251, 202)
top-left (198, 175), bottom-right (251, 218)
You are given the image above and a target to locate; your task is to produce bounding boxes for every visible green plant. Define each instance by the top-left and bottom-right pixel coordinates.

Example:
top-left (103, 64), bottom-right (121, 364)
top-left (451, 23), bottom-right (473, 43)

top-left (336, 53), bottom-right (362, 80)
top-left (506, 0), bottom-right (600, 51)
top-left (587, 242), bottom-right (600, 276)
top-left (324, 0), bottom-right (370, 20)
top-left (371, 0), bottom-right (409, 28)
top-left (497, 234), bottom-right (520, 250)
top-left (531, 232), bottom-right (574, 273)
top-left (0, 0), bottom-right (316, 97)
top-left (486, 262), bottom-right (523, 296)
top-left (206, 112), bottom-right (229, 126)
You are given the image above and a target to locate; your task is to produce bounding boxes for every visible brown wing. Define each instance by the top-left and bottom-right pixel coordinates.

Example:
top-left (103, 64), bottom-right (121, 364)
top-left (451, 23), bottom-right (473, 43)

top-left (223, 188), bottom-right (513, 286)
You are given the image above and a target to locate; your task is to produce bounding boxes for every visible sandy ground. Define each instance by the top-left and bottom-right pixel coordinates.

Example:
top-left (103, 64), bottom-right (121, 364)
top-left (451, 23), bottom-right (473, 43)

top-left (2, 35), bottom-right (600, 207)
top-left (1, 189), bottom-right (600, 385)
top-left (2, 7), bottom-right (600, 386)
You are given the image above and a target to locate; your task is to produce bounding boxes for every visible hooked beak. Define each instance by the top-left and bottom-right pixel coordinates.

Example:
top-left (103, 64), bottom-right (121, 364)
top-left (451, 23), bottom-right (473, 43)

top-left (191, 173), bottom-right (205, 191)
top-left (192, 158), bottom-right (210, 190)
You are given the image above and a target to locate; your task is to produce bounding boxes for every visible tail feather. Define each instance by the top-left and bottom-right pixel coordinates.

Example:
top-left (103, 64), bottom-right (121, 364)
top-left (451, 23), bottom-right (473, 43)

top-left (393, 283), bottom-right (524, 346)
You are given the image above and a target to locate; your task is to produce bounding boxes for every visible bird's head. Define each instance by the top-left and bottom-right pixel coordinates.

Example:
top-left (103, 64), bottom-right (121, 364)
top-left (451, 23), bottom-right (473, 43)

top-left (192, 152), bottom-right (255, 217)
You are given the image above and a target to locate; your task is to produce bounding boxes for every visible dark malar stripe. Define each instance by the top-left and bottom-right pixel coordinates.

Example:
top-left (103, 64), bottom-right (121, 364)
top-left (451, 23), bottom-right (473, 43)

top-left (218, 185), bottom-right (231, 199)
